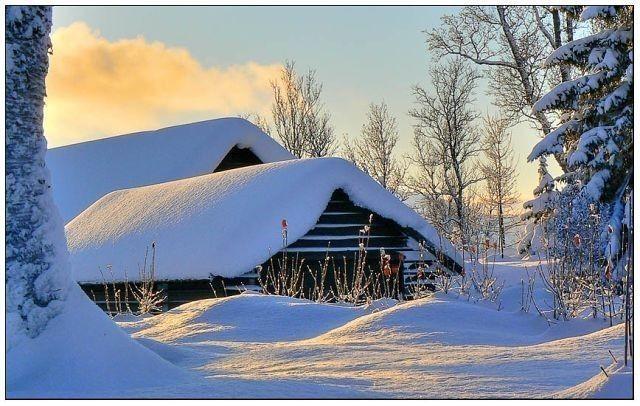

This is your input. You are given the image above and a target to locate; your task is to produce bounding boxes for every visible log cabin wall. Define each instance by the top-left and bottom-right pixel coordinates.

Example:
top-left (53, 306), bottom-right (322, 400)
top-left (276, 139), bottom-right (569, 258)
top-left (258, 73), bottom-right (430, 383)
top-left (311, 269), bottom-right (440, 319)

top-left (79, 189), bottom-right (449, 313)
top-left (80, 274), bottom-right (260, 314)
top-left (257, 189), bottom-right (441, 300)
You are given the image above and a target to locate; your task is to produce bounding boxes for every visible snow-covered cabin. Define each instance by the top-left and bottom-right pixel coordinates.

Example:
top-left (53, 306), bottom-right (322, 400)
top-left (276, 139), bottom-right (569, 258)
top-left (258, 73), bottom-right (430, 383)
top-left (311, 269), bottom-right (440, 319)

top-left (46, 118), bottom-right (294, 222)
top-left (66, 157), bottom-right (463, 310)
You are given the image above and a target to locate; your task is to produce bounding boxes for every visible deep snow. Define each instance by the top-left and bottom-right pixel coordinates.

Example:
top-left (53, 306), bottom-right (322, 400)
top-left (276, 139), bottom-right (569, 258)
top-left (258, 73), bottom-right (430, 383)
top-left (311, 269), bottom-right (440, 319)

top-left (46, 118), bottom-right (294, 222)
top-left (120, 292), bottom-right (397, 343)
top-left (554, 361), bottom-right (633, 399)
top-left (7, 285), bottom-right (193, 398)
top-left (202, 296), bottom-right (626, 398)
top-left (8, 257), bottom-right (632, 399)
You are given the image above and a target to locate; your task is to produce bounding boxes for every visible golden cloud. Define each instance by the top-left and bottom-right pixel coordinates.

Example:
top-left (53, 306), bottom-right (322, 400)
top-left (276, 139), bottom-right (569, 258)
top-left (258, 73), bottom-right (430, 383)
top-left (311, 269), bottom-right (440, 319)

top-left (44, 22), bottom-right (281, 147)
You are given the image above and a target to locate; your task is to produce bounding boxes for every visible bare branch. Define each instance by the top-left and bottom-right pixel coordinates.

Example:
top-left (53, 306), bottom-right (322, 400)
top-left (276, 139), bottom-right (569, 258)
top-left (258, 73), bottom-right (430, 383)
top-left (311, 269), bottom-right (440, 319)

top-left (408, 58), bottom-right (483, 244)
top-left (270, 61), bottom-right (336, 158)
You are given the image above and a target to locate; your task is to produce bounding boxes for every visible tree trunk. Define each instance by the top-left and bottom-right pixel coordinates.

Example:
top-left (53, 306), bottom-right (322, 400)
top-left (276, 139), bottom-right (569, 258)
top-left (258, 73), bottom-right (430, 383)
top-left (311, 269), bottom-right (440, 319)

top-left (566, 14), bottom-right (574, 42)
top-left (552, 9), bottom-right (571, 83)
top-left (496, 6), bottom-right (567, 172)
top-left (456, 184), bottom-right (466, 245)
top-left (6, 6), bottom-right (70, 341)
top-left (498, 201), bottom-right (505, 258)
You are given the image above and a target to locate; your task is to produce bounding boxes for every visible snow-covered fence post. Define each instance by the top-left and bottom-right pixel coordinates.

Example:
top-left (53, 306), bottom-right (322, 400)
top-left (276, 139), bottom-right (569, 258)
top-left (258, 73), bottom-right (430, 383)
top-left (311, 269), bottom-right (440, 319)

top-left (6, 6), bottom-right (71, 343)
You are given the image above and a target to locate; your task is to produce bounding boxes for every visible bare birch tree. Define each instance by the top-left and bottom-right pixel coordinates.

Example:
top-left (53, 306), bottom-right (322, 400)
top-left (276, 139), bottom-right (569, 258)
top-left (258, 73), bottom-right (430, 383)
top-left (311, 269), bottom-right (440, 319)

top-left (238, 112), bottom-right (272, 135)
top-left (344, 102), bottom-right (408, 200)
top-left (270, 61), bottom-right (336, 158)
top-left (532, 6), bottom-right (575, 84)
top-left (426, 6), bottom-right (550, 125)
top-left (426, 5), bottom-right (573, 169)
top-left (427, 6), bottom-right (580, 254)
top-left (408, 58), bottom-right (483, 245)
top-left (479, 115), bottom-right (520, 257)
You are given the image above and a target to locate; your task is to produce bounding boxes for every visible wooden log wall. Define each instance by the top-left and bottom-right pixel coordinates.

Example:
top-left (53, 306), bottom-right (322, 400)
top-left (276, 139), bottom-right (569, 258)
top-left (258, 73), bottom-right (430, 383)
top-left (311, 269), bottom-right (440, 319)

top-left (80, 189), bottom-right (453, 312)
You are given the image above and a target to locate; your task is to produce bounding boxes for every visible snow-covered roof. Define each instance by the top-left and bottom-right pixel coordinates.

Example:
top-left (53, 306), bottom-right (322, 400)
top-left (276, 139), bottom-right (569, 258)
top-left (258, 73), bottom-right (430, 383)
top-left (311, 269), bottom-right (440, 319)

top-left (66, 158), bottom-right (462, 283)
top-left (46, 118), bottom-right (294, 222)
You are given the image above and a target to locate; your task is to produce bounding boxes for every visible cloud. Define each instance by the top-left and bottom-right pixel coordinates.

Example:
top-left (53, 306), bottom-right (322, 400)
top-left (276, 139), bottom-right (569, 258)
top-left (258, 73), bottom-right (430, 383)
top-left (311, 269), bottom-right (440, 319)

top-left (44, 22), bottom-right (281, 147)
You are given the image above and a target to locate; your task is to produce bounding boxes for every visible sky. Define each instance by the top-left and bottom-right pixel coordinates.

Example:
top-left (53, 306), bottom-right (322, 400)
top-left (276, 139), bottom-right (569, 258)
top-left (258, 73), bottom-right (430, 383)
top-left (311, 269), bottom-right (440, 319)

top-left (48, 5), bottom-right (550, 200)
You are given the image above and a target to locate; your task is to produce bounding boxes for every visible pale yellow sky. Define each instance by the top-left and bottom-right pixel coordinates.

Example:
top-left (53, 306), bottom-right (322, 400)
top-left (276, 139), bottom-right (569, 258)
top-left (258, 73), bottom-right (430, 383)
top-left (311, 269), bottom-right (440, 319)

top-left (47, 8), bottom-right (555, 202)
top-left (44, 22), bottom-right (280, 147)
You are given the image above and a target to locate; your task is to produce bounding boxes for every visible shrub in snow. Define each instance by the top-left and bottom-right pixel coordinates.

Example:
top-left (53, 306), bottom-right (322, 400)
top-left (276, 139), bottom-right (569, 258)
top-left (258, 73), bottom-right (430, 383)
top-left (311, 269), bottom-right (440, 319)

top-left (130, 243), bottom-right (167, 314)
top-left (469, 245), bottom-right (504, 307)
top-left (404, 241), bottom-right (434, 300)
top-left (6, 6), bottom-right (71, 343)
top-left (530, 186), bottom-right (627, 322)
top-left (258, 217), bottom-right (405, 305)
top-left (91, 244), bottom-right (167, 316)
top-left (258, 219), bottom-right (307, 299)
top-left (259, 251), bottom-right (307, 299)
top-left (548, 187), bottom-right (610, 265)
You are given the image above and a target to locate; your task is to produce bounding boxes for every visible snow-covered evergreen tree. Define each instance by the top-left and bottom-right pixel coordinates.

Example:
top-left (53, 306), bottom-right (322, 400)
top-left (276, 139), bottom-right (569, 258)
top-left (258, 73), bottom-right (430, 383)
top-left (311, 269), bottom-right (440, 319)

top-left (518, 156), bottom-right (557, 255)
top-left (6, 6), bottom-right (70, 343)
top-left (530, 6), bottom-right (633, 262)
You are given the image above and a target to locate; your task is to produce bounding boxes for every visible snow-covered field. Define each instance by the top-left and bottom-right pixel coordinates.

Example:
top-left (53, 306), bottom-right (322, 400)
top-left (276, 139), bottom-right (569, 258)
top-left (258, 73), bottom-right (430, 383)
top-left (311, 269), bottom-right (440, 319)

top-left (7, 257), bottom-right (632, 399)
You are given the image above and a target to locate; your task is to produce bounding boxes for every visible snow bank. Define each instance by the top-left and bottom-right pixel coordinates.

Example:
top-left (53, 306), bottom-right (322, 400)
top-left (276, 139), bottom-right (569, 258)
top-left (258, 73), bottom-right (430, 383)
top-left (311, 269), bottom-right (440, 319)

top-left (183, 293), bottom-right (626, 398)
top-left (7, 285), bottom-right (193, 398)
top-left (123, 289), bottom-right (611, 350)
top-left (11, 288), bottom-right (625, 398)
top-left (306, 290), bottom-right (620, 348)
top-left (47, 117), bottom-right (294, 222)
top-left (66, 157), bottom-right (461, 283)
top-left (554, 362), bottom-right (632, 399)
top-left (310, 294), bottom-right (555, 347)
top-left (121, 292), bottom-right (387, 343)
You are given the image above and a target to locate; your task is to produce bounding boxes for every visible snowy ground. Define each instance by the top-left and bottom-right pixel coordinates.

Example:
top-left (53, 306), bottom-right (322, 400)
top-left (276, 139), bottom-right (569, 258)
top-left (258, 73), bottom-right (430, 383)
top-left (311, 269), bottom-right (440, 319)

top-left (7, 257), bottom-right (632, 398)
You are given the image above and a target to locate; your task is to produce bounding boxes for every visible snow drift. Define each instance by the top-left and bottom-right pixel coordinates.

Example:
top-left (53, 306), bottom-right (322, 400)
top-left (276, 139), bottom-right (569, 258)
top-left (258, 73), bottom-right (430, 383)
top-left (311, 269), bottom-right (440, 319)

top-left (66, 157), bottom-right (462, 283)
top-left (121, 291), bottom-right (394, 343)
top-left (9, 287), bottom-right (628, 398)
top-left (46, 117), bottom-right (294, 222)
top-left (7, 284), bottom-right (193, 398)
top-left (553, 362), bottom-right (632, 399)
top-left (116, 293), bottom-right (627, 399)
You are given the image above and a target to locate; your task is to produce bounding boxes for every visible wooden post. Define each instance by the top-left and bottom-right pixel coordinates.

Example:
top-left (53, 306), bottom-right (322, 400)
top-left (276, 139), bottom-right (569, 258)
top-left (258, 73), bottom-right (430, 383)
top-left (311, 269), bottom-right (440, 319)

top-left (624, 193), bottom-right (633, 366)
